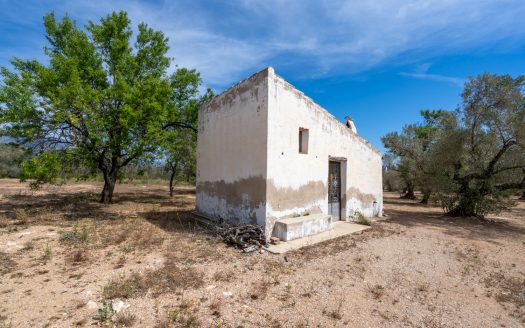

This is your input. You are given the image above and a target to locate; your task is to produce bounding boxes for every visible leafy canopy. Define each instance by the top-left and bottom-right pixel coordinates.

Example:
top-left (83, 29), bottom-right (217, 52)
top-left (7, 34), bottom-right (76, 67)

top-left (0, 11), bottom-right (199, 202)
top-left (383, 73), bottom-right (525, 217)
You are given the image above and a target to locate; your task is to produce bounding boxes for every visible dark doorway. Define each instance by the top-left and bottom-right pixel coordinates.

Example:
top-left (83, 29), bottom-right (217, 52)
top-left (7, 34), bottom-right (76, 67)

top-left (328, 161), bottom-right (341, 220)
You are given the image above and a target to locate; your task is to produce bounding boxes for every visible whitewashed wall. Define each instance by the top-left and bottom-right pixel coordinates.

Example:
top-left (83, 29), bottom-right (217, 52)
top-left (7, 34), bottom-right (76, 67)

top-left (196, 67), bottom-right (383, 238)
top-left (265, 68), bottom-right (383, 236)
top-left (196, 69), bottom-right (269, 226)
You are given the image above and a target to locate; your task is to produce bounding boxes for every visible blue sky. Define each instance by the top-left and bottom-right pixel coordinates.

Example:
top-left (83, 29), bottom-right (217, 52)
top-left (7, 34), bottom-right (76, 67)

top-left (1, 0), bottom-right (525, 151)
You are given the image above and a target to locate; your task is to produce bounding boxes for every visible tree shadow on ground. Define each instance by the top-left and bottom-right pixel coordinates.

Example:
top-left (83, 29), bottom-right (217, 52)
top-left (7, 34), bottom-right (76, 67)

top-left (384, 197), bottom-right (525, 245)
top-left (0, 192), bottom-right (110, 221)
top-left (0, 185), bottom-right (197, 222)
top-left (140, 208), bottom-right (214, 237)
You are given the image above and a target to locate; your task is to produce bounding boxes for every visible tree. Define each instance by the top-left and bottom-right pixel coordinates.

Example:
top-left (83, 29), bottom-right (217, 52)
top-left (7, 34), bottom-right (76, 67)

top-left (382, 154), bottom-right (403, 192)
top-left (429, 74), bottom-right (525, 217)
top-left (161, 68), bottom-right (213, 196)
top-left (0, 11), bottom-right (194, 203)
top-left (382, 110), bottom-right (450, 202)
top-left (383, 73), bottom-right (525, 217)
top-left (0, 142), bottom-right (28, 178)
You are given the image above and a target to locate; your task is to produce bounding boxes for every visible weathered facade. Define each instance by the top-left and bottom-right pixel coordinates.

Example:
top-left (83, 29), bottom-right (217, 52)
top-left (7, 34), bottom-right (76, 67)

top-left (196, 67), bottom-right (383, 241)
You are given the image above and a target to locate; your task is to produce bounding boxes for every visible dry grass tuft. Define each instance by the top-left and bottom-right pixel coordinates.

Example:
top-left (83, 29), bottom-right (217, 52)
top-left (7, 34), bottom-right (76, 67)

top-left (484, 272), bottom-right (525, 308)
top-left (102, 273), bottom-right (141, 299)
top-left (209, 297), bottom-right (222, 316)
top-left (167, 298), bottom-right (201, 328)
top-left (368, 284), bottom-right (386, 300)
top-left (97, 220), bottom-right (164, 250)
top-left (67, 248), bottom-right (90, 264)
top-left (0, 252), bottom-right (16, 275)
top-left (102, 258), bottom-right (204, 299)
top-left (113, 310), bottom-right (136, 327)
top-left (213, 269), bottom-right (235, 282)
top-left (250, 279), bottom-right (273, 300)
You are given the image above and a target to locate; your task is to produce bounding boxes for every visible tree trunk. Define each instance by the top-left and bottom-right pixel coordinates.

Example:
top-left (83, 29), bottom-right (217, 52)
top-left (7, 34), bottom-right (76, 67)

top-left (447, 185), bottom-right (479, 217)
top-left (169, 169), bottom-right (176, 197)
top-left (401, 183), bottom-right (416, 199)
top-left (420, 189), bottom-right (431, 204)
top-left (100, 168), bottom-right (118, 204)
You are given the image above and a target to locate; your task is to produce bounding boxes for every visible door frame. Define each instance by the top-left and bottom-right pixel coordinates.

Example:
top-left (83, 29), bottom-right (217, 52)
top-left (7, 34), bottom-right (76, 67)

top-left (328, 156), bottom-right (347, 222)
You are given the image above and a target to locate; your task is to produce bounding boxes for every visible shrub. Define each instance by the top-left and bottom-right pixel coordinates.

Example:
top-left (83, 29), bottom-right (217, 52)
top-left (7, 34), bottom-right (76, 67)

top-left (96, 301), bottom-right (115, 322)
top-left (354, 211), bottom-right (371, 226)
top-left (113, 311), bottom-right (136, 327)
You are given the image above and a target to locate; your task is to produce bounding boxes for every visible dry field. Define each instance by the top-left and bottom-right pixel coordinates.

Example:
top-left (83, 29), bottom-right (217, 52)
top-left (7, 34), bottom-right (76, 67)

top-left (0, 179), bottom-right (524, 328)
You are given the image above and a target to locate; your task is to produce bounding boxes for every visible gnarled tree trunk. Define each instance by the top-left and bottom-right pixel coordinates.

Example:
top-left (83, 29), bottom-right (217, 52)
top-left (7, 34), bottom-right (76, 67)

top-left (420, 189), bottom-right (432, 204)
top-left (100, 170), bottom-right (118, 204)
top-left (401, 183), bottom-right (416, 199)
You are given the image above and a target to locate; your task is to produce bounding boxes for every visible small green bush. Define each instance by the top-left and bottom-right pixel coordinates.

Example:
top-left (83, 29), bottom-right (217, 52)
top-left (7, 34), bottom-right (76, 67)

top-left (354, 211), bottom-right (371, 226)
top-left (96, 301), bottom-right (115, 322)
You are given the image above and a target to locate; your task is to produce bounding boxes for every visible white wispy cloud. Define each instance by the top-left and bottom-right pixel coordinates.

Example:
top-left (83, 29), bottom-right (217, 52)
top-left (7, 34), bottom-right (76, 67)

top-left (399, 72), bottom-right (466, 87)
top-left (1, 0), bottom-right (524, 88)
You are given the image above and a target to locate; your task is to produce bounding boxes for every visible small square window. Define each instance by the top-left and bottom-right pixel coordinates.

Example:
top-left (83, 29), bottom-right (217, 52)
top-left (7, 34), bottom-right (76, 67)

top-left (299, 128), bottom-right (309, 154)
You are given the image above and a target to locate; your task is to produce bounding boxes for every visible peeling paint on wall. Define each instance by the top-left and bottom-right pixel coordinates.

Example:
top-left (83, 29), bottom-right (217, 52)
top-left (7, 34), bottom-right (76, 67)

top-left (196, 66), bottom-right (383, 241)
top-left (267, 179), bottom-right (326, 211)
top-left (197, 176), bottom-right (266, 207)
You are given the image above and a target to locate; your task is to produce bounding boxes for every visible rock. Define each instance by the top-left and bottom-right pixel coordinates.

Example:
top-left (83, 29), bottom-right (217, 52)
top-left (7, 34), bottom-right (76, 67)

top-left (222, 291), bottom-right (233, 297)
top-left (206, 285), bottom-right (217, 290)
top-left (243, 245), bottom-right (258, 253)
top-left (112, 299), bottom-right (130, 313)
top-left (270, 237), bottom-right (280, 245)
top-left (86, 300), bottom-right (99, 310)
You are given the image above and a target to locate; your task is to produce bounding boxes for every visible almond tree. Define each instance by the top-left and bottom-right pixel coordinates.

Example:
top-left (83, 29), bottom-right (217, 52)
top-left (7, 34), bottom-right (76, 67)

top-left (0, 12), bottom-right (196, 203)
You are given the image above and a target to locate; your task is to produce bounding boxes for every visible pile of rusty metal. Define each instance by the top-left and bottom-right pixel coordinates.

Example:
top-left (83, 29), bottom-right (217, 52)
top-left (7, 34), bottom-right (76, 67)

top-left (216, 224), bottom-right (268, 252)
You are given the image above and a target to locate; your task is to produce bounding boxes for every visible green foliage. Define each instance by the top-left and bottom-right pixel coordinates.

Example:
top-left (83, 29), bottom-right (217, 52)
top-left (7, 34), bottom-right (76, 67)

top-left (0, 142), bottom-right (28, 178)
top-left (382, 109), bottom-right (451, 201)
top-left (354, 211), bottom-right (371, 226)
top-left (0, 11), bottom-right (204, 203)
top-left (383, 73), bottom-right (525, 217)
top-left (160, 68), bottom-right (213, 194)
top-left (19, 152), bottom-right (62, 189)
top-left (96, 300), bottom-right (116, 322)
top-left (59, 224), bottom-right (89, 244)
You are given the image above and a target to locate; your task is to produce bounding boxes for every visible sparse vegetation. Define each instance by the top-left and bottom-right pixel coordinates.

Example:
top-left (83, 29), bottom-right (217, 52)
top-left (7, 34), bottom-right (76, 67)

top-left (41, 244), bottom-right (52, 263)
top-left (103, 260), bottom-right (204, 300)
top-left (14, 209), bottom-right (28, 224)
top-left (0, 252), bottom-right (16, 275)
top-left (0, 182), bottom-right (524, 327)
top-left (328, 298), bottom-right (345, 320)
top-left (368, 284), bottom-right (385, 300)
top-left (60, 224), bottom-right (89, 244)
top-left (167, 299), bottom-right (201, 328)
top-left (250, 279), bottom-right (273, 300)
top-left (113, 310), bottom-right (136, 327)
top-left (95, 301), bottom-right (116, 322)
top-left (354, 211), bottom-right (371, 225)
top-left (102, 274), bottom-right (141, 300)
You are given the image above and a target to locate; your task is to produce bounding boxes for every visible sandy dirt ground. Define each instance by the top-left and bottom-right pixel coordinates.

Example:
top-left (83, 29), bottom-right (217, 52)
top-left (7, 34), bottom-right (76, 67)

top-left (0, 179), bottom-right (524, 327)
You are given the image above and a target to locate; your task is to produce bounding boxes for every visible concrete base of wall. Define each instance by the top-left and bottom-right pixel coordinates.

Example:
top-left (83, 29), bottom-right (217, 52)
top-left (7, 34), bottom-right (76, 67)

top-left (272, 214), bottom-right (331, 241)
top-left (267, 221), bottom-right (370, 254)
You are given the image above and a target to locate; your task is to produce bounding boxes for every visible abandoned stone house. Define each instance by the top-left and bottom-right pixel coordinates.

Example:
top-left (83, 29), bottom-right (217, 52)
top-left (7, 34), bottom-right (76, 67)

top-left (195, 67), bottom-right (383, 241)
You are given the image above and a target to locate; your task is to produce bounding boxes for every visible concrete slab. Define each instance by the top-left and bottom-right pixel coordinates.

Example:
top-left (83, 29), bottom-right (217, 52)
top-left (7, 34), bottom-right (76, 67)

top-left (266, 221), bottom-right (370, 254)
top-left (272, 213), bottom-right (331, 241)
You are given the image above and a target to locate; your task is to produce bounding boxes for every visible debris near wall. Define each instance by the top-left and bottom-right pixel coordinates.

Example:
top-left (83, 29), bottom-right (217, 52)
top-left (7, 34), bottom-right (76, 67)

top-left (216, 224), bottom-right (268, 252)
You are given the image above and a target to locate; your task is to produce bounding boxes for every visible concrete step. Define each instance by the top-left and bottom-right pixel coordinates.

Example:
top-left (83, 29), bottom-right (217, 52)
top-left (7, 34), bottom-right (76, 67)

top-left (267, 221), bottom-right (370, 254)
top-left (272, 213), bottom-right (331, 241)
